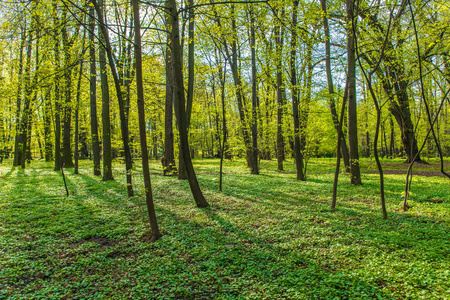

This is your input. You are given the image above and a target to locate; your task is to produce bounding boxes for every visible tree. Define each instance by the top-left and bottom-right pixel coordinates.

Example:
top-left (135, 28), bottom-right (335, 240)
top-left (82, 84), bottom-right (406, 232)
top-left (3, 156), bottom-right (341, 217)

top-left (163, 40), bottom-right (177, 176)
top-left (290, 0), bottom-right (305, 181)
top-left (166, 0), bottom-right (209, 208)
top-left (249, 6), bottom-right (259, 175)
top-left (91, 0), bottom-right (134, 197)
top-left (274, 5), bottom-right (286, 171)
top-left (346, 0), bottom-right (361, 185)
top-left (99, 0), bottom-right (113, 181)
top-left (320, 0), bottom-right (350, 172)
top-left (89, 5), bottom-right (101, 176)
top-left (132, 0), bottom-right (161, 241)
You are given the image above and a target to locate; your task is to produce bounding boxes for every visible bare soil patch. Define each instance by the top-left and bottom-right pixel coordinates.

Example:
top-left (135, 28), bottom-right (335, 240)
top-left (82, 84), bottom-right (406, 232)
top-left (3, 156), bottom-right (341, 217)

top-left (366, 162), bottom-right (450, 177)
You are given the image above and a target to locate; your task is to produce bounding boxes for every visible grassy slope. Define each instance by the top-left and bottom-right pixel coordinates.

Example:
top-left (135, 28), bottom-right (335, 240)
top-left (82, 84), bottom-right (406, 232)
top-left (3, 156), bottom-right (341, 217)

top-left (0, 158), bottom-right (448, 299)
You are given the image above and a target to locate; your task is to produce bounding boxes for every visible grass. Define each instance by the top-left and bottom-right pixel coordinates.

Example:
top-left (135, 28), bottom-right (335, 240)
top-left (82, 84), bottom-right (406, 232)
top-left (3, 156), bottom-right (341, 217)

top-left (0, 157), bottom-right (449, 299)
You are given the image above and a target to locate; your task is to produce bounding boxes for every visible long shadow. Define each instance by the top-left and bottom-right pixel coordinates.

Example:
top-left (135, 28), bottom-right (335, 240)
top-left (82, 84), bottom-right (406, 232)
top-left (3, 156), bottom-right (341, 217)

top-left (1, 165), bottom-right (16, 179)
top-left (151, 204), bottom-right (394, 298)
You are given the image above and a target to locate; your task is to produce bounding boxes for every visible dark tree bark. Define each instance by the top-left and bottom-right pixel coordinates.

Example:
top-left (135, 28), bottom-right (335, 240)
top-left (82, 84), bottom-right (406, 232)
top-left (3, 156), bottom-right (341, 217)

top-left (61, 7), bottom-right (74, 168)
top-left (52, 1), bottom-right (62, 171)
top-left (389, 115), bottom-right (394, 158)
top-left (250, 8), bottom-right (259, 175)
top-left (163, 45), bottom-right (177, 176)
top-left (100, 55), bottom-right (113, 180)
top-left (19, 24), bottom-right (33, 169)
top-left (13, 27), bottom-right (25, 167)
top-left (91, 0), bottom-right (134, 197)
top-left (167, 0), bottom-right (209, 208)
top-left (177, 0), bottom-right (196, 179)
top-left (98, 0), bottom-right (113, 181)
top-left (275, 7), bottom-right (286, 171)
top-left (132, 0), bottom-right (161, 242)
top-left (346, 0), bottom-right (362, 185)
top-left (218, 56), bottom-right (227, 192)
top-left (74, 49), bottom-right (84, 175)
top-left (89, 5), bottom-right (101, 176)
top-left (290, 0), bottom-right (305, 181)
top-left (43, 88), bottom-right (53, 162)
top-left (299, 40), bottom-right (313, 164)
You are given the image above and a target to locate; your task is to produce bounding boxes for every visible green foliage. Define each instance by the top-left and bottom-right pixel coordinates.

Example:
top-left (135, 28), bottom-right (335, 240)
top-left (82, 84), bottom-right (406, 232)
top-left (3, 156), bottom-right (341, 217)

top-left (0, 158), bottom-right (449, 299)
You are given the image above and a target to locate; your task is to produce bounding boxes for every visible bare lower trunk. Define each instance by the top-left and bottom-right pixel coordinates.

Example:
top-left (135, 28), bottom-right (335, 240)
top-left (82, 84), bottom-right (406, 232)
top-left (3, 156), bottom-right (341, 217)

top-left (167, 0), bottom-right (209, 208)
top-left (133, 0), bottom-right (161, 241)
top-left (89, 6), bottom-right (101, 176)
top-left (291, 1), bottom-right (305, 181)
top-left (347, 0), bottom-right (361, 185)
top-left (163, 46), bottom-right (177, 176)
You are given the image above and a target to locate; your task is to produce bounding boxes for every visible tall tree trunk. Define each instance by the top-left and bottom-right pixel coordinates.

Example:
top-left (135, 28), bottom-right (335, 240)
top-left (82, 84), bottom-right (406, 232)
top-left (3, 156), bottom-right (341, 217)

top-left (167, 0), bottom-right (209, 208)
top-left (163, 44), bottom-right (177, 176)
top-left (275, 7), bottom-right (285, 171)
top-left (320, 0), bottom-right (350, 172)
top-left (99, 1), bottom-right (113, 181)
top-left (132, 0), bottom-right (161, 241)
top-left (347, 0), bottom-right (362, 185)
top-left (250, 8), bottom-right (259, 175)
top-left (178, 0), bottom-right (196, 180)
top-left (219, 57), bottom-right (227, 192)
top-left (43, 88), bottom-right (53, 162)
top-left (389, 115), bottom-right (394, 158)
top-left (299, 41), bottom-right (313, 160)
top-left (20, 24), bottom-right (33, 169)
top-left (92, 0), bottom-right (134, 197)
top-left (290, 0), bottom-right (305, 181)
top-left (61, 7), bottom-right (74, 168)
top-left (101, 56), bottom-right (113, 180)
top-left (53, 0), bottom-right (61, 171)
top-left (13, 27), bottom-right (25, 167)
top-left (74, 59), bottom-right (83, 175)
top-left (89, 6), bottom-right (101, 176)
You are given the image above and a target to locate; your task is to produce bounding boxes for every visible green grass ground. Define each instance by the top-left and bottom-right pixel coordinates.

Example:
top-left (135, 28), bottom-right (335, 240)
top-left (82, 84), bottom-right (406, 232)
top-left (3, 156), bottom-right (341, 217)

top-left (0, 158), bottom-right (449, 299)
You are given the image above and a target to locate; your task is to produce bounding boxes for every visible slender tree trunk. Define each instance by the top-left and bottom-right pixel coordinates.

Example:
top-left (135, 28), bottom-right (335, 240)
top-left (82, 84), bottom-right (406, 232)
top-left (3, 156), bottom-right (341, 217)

top-left (13, 27), bottom-right (25, 167)
top-left (320, 0), bottom-right (350, 172)
top-left (347, 0), bottom-right (362, 185)
top-left (389, 115), bottom-right (394, 158)
top-left (98, 1), bottom-right (113, 181)
top-left (177, 0), bottom-right (196, 179)
top-left (213, 7), bottom-right (251, 166)
top-left (275, 8), bottom-right (285, 171)
top-left (250, 8), bottom-right (259, 175)
top-left (290, 0), bottom-right (305, 181)
top-left (43, 88), bottom-right (53, 161)
top-left (20, 25), bottom-right (33, 169)
top-left (219, 58), bottom-right (227, 192)
top-left (89, 6), bottom-right (101, 176)
top-left (167, 0), bottom-right (209, 208)
top-left (132, 0), bottom-right (161, 241)
top-left (163, 45), bottom-right (177, 176)
top-left (74, 50), bottom-right (84, 175)
top-left (299, 41), bottom-right (313, 161)
top-left (61, 7), bottom-right (74, 168)
top-left (92, 0), bottom-right (134, 197)
top-left (101, 59), bottom-right (113, 180)
top-left (53, 0), bottom-right (61, 171)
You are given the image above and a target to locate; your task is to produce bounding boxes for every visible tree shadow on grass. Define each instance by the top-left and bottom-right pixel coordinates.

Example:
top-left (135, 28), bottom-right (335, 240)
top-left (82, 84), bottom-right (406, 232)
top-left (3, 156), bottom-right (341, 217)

top-left (157, 204), bottom-right (394, 299)
top-left (0, 165), bottom-right (16, 179)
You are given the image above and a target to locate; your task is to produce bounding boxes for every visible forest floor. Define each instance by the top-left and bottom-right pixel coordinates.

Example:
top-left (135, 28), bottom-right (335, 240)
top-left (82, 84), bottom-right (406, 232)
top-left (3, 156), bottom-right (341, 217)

top-left (0, 157), bottom-right (449, 299)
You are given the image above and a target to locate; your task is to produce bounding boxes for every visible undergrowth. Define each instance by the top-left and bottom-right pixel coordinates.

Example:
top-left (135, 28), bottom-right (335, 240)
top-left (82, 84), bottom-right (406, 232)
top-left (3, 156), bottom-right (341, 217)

top-left (0, 158), bottom-right (448, 299)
